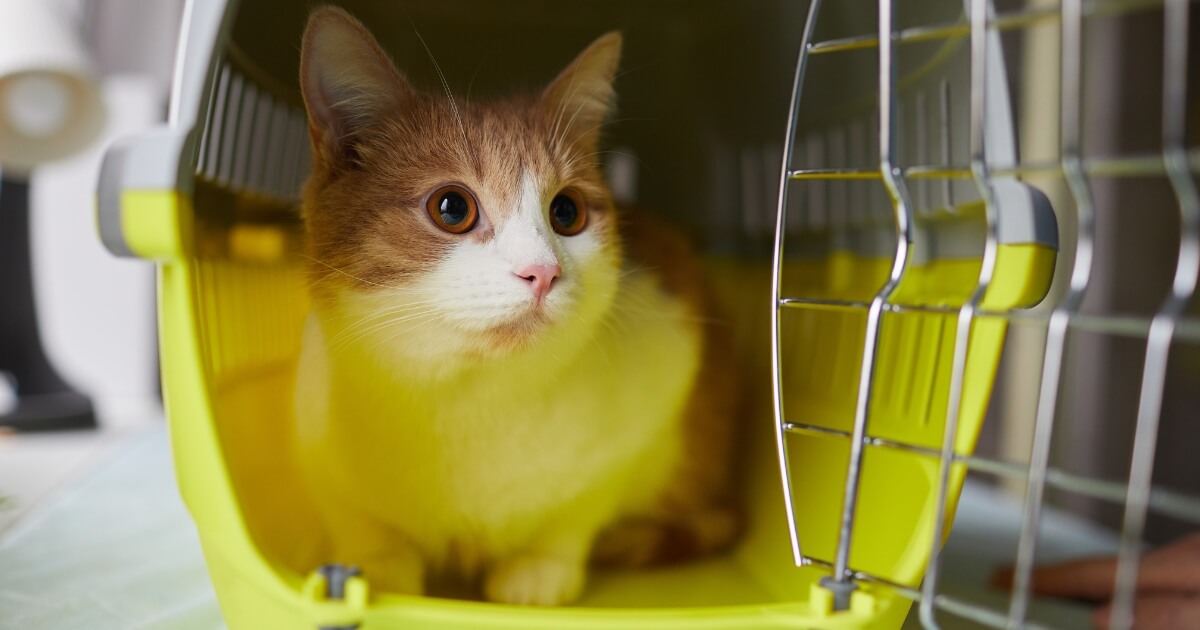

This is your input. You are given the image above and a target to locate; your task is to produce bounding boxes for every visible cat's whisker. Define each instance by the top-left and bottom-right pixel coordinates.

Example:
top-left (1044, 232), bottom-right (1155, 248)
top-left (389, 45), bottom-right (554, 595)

top-left (366, 311), bottom-right (448, 356)
top-left (558, 97), bottom-right (592, 155)
top-left (300, 255), bottom-right (436, 295)
top-left (618, 264), bottom-right (651, 281)
top-left (559, 122), bottom-right (622, 167)
top-left (549, 68), bottom-right (585, 155)
top-left (329, 307), bottom-right (444, 354)
top-left (557, 67), bottom-right (618, 153)
top-left (336, 296), bottom-right (444, 312)
top-left (334, 307), bottom-right (442, 345)
top-left (464, 53), bottom-right (488, 103)
top-left (302, 255), bottom-right (422, 292)
top-left (321, 302), bottom-right (444, 332)
top-left (307, 270), bottom-right (345, 290)
top-left (585, 312), bottom-right (620, 371)
top-left (550, 41), bottom-right (612, 155)
top-left (558, 146), bottom-right (639, 176)
top-left (408, 22), bottom-right (472, 166)
top-left (331, 321), bottom-right (431, 358)
top-left (561, 143), bottom-right (645, 172)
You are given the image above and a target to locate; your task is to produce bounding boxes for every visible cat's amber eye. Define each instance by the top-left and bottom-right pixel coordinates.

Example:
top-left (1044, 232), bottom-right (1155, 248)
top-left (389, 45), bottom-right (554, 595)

top-left (426, 184), bottom-right (479, 234)
top-left (549, 189), bottom-right (587, 236)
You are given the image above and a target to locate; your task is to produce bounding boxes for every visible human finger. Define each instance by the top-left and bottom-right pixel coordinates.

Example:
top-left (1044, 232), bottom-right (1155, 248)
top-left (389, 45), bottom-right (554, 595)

top-left (1092, 594), bottom-right (1200, 630)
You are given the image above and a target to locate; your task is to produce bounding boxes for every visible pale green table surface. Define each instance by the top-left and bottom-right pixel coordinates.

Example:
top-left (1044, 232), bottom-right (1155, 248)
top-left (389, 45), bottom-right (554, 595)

top-left (0, 426), bottom-right (1115, 629)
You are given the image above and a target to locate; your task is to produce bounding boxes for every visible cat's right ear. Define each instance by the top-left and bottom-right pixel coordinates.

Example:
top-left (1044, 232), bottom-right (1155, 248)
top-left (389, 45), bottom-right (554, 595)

top-left (300, 6), bottom-right (411, 169)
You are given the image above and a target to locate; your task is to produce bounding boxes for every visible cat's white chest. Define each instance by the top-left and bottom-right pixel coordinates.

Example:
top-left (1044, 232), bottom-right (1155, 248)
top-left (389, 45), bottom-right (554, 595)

top-left (294, 277), bottom-right (701, 564)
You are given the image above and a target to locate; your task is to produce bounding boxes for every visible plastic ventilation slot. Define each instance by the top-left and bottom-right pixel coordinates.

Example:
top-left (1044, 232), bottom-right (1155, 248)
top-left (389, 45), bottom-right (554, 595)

top-left (195, 59), bottom-right (310, 203)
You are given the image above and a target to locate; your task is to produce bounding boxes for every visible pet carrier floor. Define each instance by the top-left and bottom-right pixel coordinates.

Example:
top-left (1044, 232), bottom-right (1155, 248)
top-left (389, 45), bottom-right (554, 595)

top-left (0, 424), bottom-right (1116, 630)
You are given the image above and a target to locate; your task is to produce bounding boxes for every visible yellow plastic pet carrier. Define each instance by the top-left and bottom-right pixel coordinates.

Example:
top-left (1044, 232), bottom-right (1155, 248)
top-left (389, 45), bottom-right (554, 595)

top-left (114, 0), bottom-right (1200, 627)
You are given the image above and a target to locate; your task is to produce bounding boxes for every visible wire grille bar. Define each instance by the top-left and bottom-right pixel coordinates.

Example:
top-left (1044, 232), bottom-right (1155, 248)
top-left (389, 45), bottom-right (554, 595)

top-left (922, 3), bottom-right (1004, 622)
top-left (936, 594), bottom-right (1055, 630)
top-left (807, 0), bottom-right (1165, 56)
top-left (808, 6), bottom-right (1058, 55)
top-left (859, 561), bottom-right (1048, 630)
top-left (775, 0), bottom-right (1198, 625)
top-left (777, 297), bottom-right (872, 312)
top-left (786, 421), bottom-right (1027, 478)
top-left (826, 0), bottom-right (918, 593)
top-left (779, 298), bottom-right (1200, 342)
top-left (783, 421), bottom-right (1200, 524)
top-left (1111, 1), bottom-right (1200, 627)
top-left (867, 570), bottom-right (1062, 630)
top-left (1007, 1), bottom-right (1099, 624)
top-left (769, 0), bottom-right (826, 568)
top-left (788, 168), bottom-right (882, 180)
top-left (796, 555), bottom-right (1060, 630)
top-left (789, 151), bottom-right (1200, 181)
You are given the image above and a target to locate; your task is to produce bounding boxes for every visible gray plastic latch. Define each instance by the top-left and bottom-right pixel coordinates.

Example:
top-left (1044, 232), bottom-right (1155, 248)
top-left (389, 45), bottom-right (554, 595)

top-left (316, 563), bottom-right (361, 630)
top-left (819, 575), bottom-right (859, 611)
top-left (317, 563), bottom-right (361, 600)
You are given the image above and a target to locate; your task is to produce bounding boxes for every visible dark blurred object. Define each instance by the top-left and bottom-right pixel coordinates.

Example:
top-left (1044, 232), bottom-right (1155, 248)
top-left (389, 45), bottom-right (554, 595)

top-left (0, 175), bottom-right (95, 431)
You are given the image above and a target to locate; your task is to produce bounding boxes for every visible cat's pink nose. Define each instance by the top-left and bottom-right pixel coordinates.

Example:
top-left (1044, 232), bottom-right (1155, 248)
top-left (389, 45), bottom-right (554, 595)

top-left (514, 263), bottom-right (561, 303)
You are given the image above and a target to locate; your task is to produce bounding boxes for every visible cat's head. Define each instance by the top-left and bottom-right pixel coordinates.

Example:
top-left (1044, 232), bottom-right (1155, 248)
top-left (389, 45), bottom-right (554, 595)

top-left (299, 7), bottom-right (623, 371)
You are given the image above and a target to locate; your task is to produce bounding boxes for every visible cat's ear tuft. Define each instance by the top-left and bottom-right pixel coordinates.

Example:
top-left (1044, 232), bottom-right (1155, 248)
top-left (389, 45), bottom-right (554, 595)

top-left (300, 6), bottom-right (411, 169)
top-left (542, 32), bottom-right (622, 153)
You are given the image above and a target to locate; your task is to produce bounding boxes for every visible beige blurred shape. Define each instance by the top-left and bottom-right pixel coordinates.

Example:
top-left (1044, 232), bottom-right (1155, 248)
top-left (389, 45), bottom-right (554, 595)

top-left (0, 0), bottom-right (105, 174)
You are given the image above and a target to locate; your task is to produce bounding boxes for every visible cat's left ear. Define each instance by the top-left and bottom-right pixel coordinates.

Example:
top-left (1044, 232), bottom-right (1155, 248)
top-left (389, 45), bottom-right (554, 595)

top-left (300, 6), bottom-right (413, 170)
top-left (542, 32), bottom-right (622, 153)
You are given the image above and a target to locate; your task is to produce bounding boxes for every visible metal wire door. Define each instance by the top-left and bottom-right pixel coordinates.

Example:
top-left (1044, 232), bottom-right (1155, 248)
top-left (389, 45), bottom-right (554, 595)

top-left (772, 0), bottom-right (1200, 628)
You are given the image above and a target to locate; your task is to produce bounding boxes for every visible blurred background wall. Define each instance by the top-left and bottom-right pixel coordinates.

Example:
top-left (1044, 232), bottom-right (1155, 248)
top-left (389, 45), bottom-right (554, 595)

top-left (23, 0), bottom-right (183, 427)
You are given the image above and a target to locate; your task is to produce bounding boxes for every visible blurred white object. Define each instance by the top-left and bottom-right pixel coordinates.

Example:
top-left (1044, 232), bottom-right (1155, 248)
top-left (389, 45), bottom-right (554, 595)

top-left (31, 76), bottom-right (164, 428)
top-left (0, 0), bottom-right (105, 174)
top-left (23, 0), bottom-right (186, 428)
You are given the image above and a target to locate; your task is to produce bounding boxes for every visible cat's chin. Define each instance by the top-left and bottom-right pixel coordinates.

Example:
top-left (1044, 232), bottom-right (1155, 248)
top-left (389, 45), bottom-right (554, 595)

top-left (476, 311), bottom-right (556, 355)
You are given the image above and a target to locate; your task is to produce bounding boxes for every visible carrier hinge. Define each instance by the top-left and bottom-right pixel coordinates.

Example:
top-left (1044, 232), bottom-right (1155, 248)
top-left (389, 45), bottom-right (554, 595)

top-left (316, 563), bottom-right (362, 630)
top-left (819, 575), bottom-right (859, 612)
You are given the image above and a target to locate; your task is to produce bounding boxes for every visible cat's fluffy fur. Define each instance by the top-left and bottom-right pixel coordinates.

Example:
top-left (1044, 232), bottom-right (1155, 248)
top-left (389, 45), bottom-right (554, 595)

top-left (294, 6), bottom-right (739, 606)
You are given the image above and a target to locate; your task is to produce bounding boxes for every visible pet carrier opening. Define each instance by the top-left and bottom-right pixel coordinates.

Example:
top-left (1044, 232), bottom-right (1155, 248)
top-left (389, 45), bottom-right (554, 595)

top-left (97, 0), bottom-right (1060, 628)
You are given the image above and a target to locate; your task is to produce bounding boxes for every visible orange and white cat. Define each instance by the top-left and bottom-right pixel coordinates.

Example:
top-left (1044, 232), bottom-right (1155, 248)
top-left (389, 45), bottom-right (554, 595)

top-left (294, 6), bottom-right (739, 606)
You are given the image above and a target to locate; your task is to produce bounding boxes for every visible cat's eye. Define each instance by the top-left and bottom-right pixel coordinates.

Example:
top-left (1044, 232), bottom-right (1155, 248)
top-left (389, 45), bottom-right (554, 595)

top-left (549, 189), bottom-right (587, 236)
top-left (425, 184), bottom-right (479, 234)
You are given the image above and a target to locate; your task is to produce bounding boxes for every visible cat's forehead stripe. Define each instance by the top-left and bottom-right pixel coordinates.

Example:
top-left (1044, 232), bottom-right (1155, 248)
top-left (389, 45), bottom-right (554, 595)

top-left (518, 170), bottom-right (542, 221)
top-left (467, 114), bottom-right (555, 223)
top-left (487, 169), bottom-right (558, 269)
